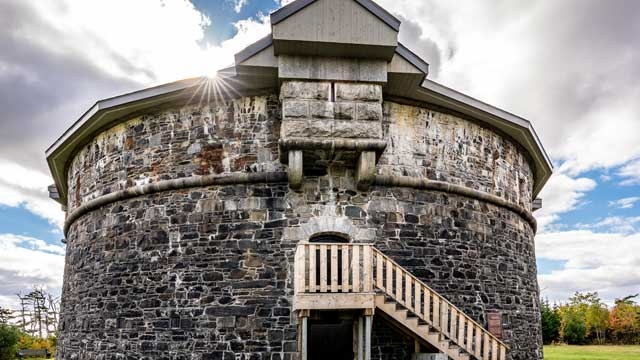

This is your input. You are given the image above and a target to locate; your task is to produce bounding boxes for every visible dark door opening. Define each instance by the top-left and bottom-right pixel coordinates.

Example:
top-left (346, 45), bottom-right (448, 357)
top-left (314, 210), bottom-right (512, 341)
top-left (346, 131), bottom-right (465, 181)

top-left (308, 313), bottom-right (354, 360)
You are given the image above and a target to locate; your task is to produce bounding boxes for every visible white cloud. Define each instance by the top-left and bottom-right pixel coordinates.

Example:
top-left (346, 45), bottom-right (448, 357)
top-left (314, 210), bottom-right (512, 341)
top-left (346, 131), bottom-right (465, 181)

top-left (609, 196), bottom-right (640, 209)
top-left (234, 0), bottom-right (248, 13)
top-left (378, 0), bottom-right (640, 177)
top-left (577, 216), bottom-right (640, 234)
top-left (533, 172), bottom-right (597, 232)
top-left (20, 0), bottom-right (271, 83)
top-left (537, 230), bottom-right (640, 304)
top-left (0, 0), bottom-right (273, 228)
top-left (618, 158), bottom-right (640, 185)
top-left (0, 234), bottom-right (65, 309)
top-left (0, 159), bottom-right (64, 229)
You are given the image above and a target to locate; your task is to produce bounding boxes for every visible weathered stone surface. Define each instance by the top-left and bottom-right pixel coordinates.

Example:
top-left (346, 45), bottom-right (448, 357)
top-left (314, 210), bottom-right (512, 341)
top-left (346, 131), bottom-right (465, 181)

top-left (334, 102), bottom-right (355, 120)
top-left (281, 119), bottom-right (332, 137)
top-left (283, 100), bottom-right (309, 118)
top-left (335, 83), bottom-right (382, 102)
top-left (67, 95), bottom-right (284, 212)
top-left (380, 102), bottom-right (534, 209)
top-left (332, 120), bottom-right (382, 138)
top-left (58, 90), bottom-right (541, 360)
top-left (278, 55), bottom-right (387, 83)
top-left (280, 81), bottom-right (330, 100)
top-left (356, 103), bottom-right (382, 121)
top-left (309, 100), bottom-right (334, 119)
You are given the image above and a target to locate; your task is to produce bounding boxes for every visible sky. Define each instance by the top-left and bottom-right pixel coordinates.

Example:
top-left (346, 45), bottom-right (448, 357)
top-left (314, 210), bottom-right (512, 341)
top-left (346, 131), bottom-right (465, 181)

top-left (0, 0), bottom-right (639, 309)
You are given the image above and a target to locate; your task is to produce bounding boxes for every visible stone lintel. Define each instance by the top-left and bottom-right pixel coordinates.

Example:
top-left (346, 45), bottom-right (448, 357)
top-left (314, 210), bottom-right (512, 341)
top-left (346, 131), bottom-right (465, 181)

top-left (278, 55), bottom-right (387, 83)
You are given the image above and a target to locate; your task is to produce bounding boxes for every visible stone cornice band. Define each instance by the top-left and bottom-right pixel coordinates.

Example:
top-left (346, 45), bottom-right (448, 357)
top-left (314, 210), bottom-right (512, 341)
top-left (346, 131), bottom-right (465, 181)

top-left (63, 172), bottom-right (536, 238)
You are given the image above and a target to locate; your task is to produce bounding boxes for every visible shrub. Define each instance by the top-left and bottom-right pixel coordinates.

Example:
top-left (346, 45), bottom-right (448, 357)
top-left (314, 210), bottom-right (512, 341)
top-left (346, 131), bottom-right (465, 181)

top-left (0, 324), bottom-right (20, 360)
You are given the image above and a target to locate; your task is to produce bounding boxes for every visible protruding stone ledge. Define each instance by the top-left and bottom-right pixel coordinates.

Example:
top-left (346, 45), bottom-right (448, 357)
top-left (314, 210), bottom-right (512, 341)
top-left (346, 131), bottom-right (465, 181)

top-left (63, 170), bottom-right (536, 238)
top-left (63, 172), bottom-right (288, 237)
top-left (279, 138), bottom-right (387, 162)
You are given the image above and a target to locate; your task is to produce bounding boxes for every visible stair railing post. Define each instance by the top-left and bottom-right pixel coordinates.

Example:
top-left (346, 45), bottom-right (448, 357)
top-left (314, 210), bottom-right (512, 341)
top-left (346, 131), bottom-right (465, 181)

top-left (300, 309), bottom-right (309, 360)
top-left (358, 316), bottom-right (364, 360)
top-left (364, 311), bottom-right (373, 360)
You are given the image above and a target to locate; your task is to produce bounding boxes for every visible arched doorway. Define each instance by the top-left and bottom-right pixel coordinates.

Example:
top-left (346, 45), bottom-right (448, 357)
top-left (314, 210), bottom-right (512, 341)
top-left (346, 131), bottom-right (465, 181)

top-left (307, 233), bottom-right (354, 360)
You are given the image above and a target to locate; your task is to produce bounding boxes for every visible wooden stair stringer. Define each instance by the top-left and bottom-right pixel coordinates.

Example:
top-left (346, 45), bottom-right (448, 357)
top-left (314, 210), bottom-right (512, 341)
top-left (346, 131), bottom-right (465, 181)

top-left (375, 295), bottom-right (470, 360)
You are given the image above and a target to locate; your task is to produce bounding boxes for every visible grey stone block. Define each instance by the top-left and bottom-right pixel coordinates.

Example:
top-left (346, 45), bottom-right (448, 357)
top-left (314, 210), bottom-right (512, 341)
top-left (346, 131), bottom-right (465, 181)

top-left (281, 119), bottom-right (332, 137)
top-left (283, 100), bottom-right (309, 119)
top-left (335, 83), bottom-right (382, 102)
top-left (332, 121), bottom-right (383, 138)
top-left (280, 81), bottom-right (330, 100)
top-left (356, 103), bottom-right (382, 121)
top-left (310, 100), bottom-right (334, 119)
top-left (335, 102), bottom-right (355, 120)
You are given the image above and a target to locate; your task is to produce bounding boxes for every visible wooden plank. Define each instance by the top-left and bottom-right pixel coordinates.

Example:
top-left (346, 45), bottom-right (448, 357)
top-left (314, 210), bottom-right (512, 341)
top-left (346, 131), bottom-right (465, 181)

top-left (294, 245), bottom-right (305, 294)
top-left (450, 307), bottom-right (457, 340)
top-left (308, 244), bottom-right (316, 292)
top-left (330, 244), bottom-right (338, 292)
top-left (458, 315), bottom-right (465, 346)
top-left (364, 315), bottom-right (372, 360)
top-left (475, 325), bottom-right (482, 358)
top-left (293, 293), bottom-right (375, 310)
top-left (301, 316), bottom-right (308, 360)
top-left (386, 259), bottom-right (393, 297)
top-left (432, 296), bottom-right (440, 329)
top-left (363, 245), bottom-right (372, 292)
top-left (375, 251), bottom-right (383, 291)
top-left (500, 345), bottom-right (506, 360)
top-left (352, 244), bottom-right (360, 292)
top-left (395, 265), bottom-right (402, 302)
top-left (414, 281), bottom-right (421, 317)
top-left (483, 334), bottom-right (490, 360)
top-left (423, 288), bottom-right (430, 324)
top-left (342, 245), bottom-right (350, 292)
top-left (491, 339), bottom-right (498, 360)
top-left (405, 273), bottom-right (412, 311)
top-left (466, 320), bottom-right (473, 354)
top-left (441, 302), bottom-right (448, 336)
top-left (319, 244), bottom-right (327, 292)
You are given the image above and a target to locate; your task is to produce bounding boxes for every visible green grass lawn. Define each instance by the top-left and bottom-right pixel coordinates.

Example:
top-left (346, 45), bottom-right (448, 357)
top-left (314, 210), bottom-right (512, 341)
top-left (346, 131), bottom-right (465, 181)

top-left (544, 345), bottom-right (640, 360)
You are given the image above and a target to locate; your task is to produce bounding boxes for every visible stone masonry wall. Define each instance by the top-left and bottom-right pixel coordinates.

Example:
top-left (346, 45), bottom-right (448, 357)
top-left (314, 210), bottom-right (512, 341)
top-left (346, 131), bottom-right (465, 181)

top-left (59, 96), bottom-right (542, 359)
top-left (380, 102), bottom-right (534, 210)
top-left (66, 95), bottom-right (283, 212)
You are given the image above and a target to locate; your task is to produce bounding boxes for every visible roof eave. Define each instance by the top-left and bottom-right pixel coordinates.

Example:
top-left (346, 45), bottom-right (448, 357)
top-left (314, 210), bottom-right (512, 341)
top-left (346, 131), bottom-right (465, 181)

top-left (46, 77), bottom-right (205, 205)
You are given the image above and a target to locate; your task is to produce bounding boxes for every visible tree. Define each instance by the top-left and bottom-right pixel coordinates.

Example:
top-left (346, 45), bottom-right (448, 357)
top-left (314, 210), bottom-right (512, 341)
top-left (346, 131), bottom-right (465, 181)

top-left (15, 287), bottom-right (60, 338)
top-left (540, 298), bottom-right (561, 344)
top-left (561, 306), bottom-right (587, 344)
top-left (0, 324), bottom-right (20, 360)
top-left (609, 294), bottom-right (640, 344)
top-left (0, 307), bottom-right (13, 324)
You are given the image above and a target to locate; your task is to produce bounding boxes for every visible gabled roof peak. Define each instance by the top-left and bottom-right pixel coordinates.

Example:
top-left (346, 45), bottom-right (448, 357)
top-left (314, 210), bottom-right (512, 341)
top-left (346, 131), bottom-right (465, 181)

top-left (271, 0), bottom-right (401, 32)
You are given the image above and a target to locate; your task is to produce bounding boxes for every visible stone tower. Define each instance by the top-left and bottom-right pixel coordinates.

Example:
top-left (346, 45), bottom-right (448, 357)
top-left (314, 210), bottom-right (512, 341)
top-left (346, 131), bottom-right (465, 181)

top-left (46, 1), bottom-right (552, 359)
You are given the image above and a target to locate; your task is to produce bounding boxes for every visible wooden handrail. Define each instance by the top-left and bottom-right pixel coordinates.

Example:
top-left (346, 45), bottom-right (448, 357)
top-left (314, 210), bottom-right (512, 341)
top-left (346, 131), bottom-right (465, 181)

top-left (294, 243), bottom-right (508, 360)
top-left (371, 247), bottom-right (509, 358)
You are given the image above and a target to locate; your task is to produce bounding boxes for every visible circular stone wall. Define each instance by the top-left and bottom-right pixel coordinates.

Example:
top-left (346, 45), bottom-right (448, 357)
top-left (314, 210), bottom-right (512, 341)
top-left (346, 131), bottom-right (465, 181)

top-left (56, 96), bottom-right (541, 360)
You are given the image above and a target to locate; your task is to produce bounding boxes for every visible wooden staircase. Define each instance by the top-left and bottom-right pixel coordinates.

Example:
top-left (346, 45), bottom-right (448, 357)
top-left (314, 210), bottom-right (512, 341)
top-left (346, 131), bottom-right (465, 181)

top-left (293, 243), bottom-right (508, 360)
